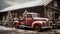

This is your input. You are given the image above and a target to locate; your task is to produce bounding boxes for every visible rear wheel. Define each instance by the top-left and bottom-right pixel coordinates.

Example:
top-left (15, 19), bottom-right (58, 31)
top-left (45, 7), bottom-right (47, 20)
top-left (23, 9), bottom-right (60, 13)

top-left (33, 24), bottom-right (41, 31)
top-left (13, 23), bottom-right (18, 28)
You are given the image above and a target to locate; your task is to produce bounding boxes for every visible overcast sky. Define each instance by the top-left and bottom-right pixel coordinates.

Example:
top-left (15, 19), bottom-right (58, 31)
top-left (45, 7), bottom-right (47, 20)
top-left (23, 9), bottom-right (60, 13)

top-left (0, 0), bottom-right (34, 10)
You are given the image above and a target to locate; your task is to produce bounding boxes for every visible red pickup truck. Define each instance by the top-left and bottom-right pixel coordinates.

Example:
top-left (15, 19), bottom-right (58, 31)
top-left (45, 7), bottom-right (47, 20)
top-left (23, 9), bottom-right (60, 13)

top-left (13, 12), bottom-right (52, 31)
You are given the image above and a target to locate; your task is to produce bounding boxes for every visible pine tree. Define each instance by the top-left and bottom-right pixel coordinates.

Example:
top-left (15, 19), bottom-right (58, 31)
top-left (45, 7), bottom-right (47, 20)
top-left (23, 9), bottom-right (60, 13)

top-left (23, 9), bottom-right (28, 16)
top-left (3, 11), bottom-right (13, 26)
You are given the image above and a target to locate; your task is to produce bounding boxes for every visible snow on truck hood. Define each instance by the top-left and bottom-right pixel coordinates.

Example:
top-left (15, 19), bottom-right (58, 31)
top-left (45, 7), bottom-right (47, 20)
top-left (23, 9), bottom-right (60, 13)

top-left (33, 17), bottom-right (49, 24)
top-left (33, 17), bottom-right (49, 21)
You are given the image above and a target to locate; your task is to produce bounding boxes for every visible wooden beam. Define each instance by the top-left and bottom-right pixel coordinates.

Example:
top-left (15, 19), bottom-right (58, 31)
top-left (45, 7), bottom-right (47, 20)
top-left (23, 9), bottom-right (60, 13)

top-left (46, 6), bottom-right (60, 11)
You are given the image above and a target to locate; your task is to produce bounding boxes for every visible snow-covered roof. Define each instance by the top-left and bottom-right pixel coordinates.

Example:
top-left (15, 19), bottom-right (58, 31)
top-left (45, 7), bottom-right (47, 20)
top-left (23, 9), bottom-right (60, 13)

top-left (0, 0), bottom-right (52, 12)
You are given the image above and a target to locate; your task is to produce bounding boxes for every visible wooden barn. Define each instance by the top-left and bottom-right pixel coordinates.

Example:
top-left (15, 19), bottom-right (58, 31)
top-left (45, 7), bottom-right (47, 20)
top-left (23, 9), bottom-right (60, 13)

top-left (0, 0), bottom-right (52, 20)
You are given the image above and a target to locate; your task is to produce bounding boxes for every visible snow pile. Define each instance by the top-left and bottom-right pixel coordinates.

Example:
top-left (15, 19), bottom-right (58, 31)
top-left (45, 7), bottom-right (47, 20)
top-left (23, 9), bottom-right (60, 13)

top-left (0, 26), bottom-right (16, 31)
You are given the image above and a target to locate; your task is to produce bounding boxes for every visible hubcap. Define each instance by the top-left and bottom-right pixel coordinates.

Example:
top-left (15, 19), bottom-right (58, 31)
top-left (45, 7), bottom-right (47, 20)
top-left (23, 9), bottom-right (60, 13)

top-left (34, 25), bottom-right (40, 31)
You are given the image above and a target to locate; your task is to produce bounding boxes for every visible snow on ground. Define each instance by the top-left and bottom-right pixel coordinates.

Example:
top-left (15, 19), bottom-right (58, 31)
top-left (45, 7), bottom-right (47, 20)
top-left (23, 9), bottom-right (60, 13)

top-left (0, 26), bottom-right (16, 31)
top-left (0, 26), bottom-right (17, 34)
top-left (0, 26), bottom-right (60, 34)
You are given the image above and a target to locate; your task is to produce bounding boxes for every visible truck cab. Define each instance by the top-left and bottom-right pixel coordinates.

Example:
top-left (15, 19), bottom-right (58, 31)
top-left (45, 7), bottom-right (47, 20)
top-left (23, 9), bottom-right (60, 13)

top-left (21, 13), bottom-right (40, 26)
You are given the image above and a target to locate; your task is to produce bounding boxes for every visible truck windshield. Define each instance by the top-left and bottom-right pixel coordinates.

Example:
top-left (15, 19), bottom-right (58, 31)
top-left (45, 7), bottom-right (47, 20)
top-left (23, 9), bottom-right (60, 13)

top-left (33, 14), bottom-right (40, 17)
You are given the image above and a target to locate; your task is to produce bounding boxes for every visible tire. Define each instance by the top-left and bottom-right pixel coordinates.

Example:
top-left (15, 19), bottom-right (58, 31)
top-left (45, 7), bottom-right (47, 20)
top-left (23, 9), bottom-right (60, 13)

top-left (33, 24), bottom-right (41, 31)
top-left (13, 23), bottom-right (18, 28)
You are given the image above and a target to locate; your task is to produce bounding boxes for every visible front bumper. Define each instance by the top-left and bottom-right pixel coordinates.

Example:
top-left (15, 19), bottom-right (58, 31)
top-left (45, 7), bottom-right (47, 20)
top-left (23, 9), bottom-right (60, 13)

top-left (38, 26), bottom-right (52, 32)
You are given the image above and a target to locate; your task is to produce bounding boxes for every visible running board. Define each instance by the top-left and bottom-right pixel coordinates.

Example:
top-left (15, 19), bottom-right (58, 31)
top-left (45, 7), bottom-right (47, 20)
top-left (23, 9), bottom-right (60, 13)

top-left (17, 25), bottom-right (34, 30)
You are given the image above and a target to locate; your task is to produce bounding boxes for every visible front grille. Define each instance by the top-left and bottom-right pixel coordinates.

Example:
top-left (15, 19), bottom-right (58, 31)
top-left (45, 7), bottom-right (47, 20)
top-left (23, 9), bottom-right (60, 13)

top-left (45, 22), bottom-right (50, 26)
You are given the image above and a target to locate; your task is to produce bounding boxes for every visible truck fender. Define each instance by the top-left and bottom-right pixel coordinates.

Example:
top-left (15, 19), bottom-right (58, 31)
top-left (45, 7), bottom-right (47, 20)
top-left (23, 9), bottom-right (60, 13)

top-left (13, 20), bottom-right (19, 26)
top-left (31, 21), bottom-right (42, 28)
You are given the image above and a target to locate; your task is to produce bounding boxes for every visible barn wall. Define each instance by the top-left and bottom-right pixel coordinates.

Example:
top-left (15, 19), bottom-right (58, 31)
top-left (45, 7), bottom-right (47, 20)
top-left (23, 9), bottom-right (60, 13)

top-left (45, 0), bottom-right (60, 24)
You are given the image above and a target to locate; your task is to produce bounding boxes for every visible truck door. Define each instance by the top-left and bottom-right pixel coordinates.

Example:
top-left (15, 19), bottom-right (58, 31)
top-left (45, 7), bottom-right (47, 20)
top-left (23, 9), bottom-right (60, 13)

top-left (26, 14), bottom-right (33, 26)
top-left (20, 16), bottom-right (26, 25)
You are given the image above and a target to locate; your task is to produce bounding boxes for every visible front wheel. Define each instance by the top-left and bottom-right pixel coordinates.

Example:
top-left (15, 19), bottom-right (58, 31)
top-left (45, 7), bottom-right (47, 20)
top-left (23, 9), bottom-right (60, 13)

top-left (33, 24), bottom-right (41, 31)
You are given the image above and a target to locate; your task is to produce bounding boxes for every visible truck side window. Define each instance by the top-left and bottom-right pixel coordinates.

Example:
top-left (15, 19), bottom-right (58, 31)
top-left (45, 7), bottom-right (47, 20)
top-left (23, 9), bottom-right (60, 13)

top-left (27, 14), bottom-right (32, 18)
